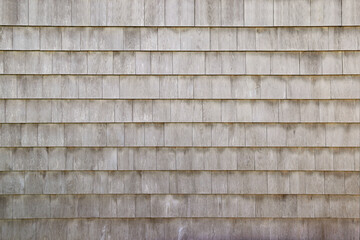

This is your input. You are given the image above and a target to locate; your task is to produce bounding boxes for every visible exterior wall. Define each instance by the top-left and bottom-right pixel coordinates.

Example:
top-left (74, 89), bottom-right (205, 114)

top-left (1, 0), bottom-right (360, 239)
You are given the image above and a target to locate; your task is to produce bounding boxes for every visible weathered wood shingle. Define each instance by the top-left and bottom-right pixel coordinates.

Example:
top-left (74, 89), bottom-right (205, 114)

top-left (1, 0), bottom-right (360, 239)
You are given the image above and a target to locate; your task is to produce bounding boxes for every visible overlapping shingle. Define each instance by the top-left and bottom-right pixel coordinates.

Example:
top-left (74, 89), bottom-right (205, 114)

top-left (1, 0), bottom-right (360, 239)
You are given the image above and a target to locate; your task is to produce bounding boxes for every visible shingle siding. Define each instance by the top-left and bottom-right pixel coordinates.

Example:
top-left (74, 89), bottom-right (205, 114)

top-left (1, 0), bottom-right (360, 239)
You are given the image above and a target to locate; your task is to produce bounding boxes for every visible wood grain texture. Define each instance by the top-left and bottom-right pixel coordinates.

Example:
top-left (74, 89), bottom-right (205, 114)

top-left (0, 0), bottom-right (359, 239)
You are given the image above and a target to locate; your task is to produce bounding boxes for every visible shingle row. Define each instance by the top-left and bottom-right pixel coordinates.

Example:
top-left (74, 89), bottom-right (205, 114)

top-left (1, 147), bottom-right (359, 172)
top-left (2, 51), bottom-right (360, 74)
top-left (2, 99), bottom-right (360, 123)
top-left (2, 0), bottom-right (360, 26)
top-left (2, 75), bottom-right (359, 100)
top-left (2, 26), bottom-right (360, 51)
top-left (2, 218), bottom-right (359, 240)
top-left (1, 194), bottom-right (360, 219)
top-left (1, 171), bottom-right (359, 195)
top-left (1, 123), bottom-right (359, 147)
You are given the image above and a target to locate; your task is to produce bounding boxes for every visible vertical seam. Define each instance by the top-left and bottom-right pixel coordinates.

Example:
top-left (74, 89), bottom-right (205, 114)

top-left (25, 98), bottom-right (27, 123)
top-left (174, 147), bottom-right (177, 170)
top-left (118, 76), bottom-right (120, 100)
top-left (12, 27), bottom-right (14, 50)
top-left (170, 98), bottom-right (172, 122)
top-left (70, 0), bottom-right (73, 26)
top-left (220, 0), bottom-right (222, 26)
top-left (4, 100), bottom-right (7, 123)
top-left (142, 0), bottom-right (145, 26)
top-left (191, 123), bottom-right (194, 146)
top-left (210, 123), bottom-right (213, 146)
top-left (273, 0), bottom-right (275, 26)
top-left (236, 28), bottom-right (239, 50)
top-left (156, 28), bottom-right (159, 50)
top-left (171, 52), bottom-right (173, 74)
top-left (204, 51), bottom-right (207, 74)
top-left (135, 52), bottom-right (137, 74)
top-left (139, 29), bottom-right (142, 50)
top-left (309, 0), bottom-right (312, 26)
top-left (201, 100), bottom-right (204, 122)
top-left (340, 0), bottom-right (342, 25)
top-left (123, 123), bottom-right (125, 147)
top-left (164, 0), bottom-right (167, 26)
top-left (341, 51), bottom-right (344, 74)
top-left (163, 0), bottom-right (165, 26)
top-left (28, 0), bottom-right (29, 25)
top-left (164, 122), bottom-right (167, 147)
top-left (194, 0), bottom-right (196, 26)
top-left (191, 76), bottom-right (194, 99)
top-left (277, 99), bottom-right (280, 123)
top-left (86, 52), bottom-right (88, 74)
top-left (323, 172), bottom-right (325, 194)
top-left (324, 121), bottom-right (327, 147)
top-left (266, 172), bottom-right (269, 194)
top-left (131, 100), bottom-right (134, 123)
top-left (112, 52), bottom-right (114, 74)
top-left (210, 169), bottom-right (213, 193)
top-left (179, 28), bottom-right (182, 51)
top-left (122, 28), bottom-right (125, 50)
top-left (220, 100), bottom-right (223, 122)
top-left (158, 73), bottom-right (160, 98)
top-left (38, 27), bottom-right (40, 50)
top-left (270, 52), bottom-right (273, 74)
top-left (209, 27), bottom-right (211, 50)
top-left (329, 77), bottom-right (332, 99)
top-left (243, 0), bottom-right (245, 25)
top-left (60, 27), bottom-right (63, 50)
top-left (298, 52), bottom-right (301, 74)
top-left (149, 52), bottom-right (152, 74)
top-left (265, 124), bottom-right (268, 146)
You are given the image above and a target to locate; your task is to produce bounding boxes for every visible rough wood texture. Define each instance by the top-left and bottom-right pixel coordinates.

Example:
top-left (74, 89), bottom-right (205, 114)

top-left (1, 0), bottom-right (360, 239)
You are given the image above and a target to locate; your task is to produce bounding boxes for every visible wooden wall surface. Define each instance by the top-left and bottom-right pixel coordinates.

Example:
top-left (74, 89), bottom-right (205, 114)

top-left (1, 0), bottom-right (360, 239)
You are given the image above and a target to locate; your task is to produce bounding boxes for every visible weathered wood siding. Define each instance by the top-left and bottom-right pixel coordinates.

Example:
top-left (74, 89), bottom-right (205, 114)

top-left (1, 0), bottom-right (360, 239)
